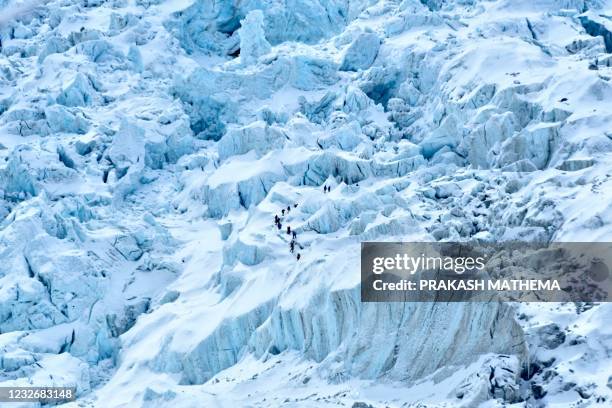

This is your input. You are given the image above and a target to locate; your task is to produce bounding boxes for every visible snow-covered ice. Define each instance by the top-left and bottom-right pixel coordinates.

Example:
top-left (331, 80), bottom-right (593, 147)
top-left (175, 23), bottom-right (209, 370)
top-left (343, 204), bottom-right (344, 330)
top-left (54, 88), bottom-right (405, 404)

top-left (0, 0), bottom-right (612, 406)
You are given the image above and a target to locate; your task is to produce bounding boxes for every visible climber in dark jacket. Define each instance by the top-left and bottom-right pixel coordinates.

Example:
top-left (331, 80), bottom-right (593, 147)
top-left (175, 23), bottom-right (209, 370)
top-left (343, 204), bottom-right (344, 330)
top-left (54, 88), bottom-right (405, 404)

top-left (296, 253), bottom-right (301, 260)
top-left (290, 240), bottom-right (295, 253)
top-left (294, 203), bottom-right (298, 208)
top-left (277, 222), bottom-right (282, 230)
top-left (287, 206), bottom-right (290, 213)
top-left (286, 226), bottom-right (291, 235)
top-left (282, 209), bottom-right (285, 216)
top-left (292, 230), bottom-right (297, 239)
top-left (274, 215), bottom-right (280, 224)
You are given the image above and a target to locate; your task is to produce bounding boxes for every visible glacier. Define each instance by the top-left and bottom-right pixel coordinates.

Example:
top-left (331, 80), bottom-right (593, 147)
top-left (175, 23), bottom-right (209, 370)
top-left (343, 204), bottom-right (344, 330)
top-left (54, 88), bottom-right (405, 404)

top-left (0, 0), bottom-right (612, 407)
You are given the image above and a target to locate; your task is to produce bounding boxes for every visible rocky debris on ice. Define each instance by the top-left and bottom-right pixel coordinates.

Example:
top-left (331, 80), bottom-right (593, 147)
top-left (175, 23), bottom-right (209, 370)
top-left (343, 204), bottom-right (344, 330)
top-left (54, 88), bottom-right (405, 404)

top-left (451, 354), bottom-right (522, 406)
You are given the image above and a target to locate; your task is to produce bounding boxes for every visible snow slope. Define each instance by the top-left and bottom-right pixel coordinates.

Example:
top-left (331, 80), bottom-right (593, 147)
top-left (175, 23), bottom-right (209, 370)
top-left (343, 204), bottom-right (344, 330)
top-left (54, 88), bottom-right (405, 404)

top-left (0, 0), bottom-right (611, 407)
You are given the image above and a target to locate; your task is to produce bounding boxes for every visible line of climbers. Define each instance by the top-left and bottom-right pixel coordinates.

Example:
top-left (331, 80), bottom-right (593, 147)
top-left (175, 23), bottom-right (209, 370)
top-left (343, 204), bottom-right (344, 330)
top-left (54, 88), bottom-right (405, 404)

top-left (274, 203), bottom-right (300, 260)
top-left (274, 185), bottom-right (331, 261)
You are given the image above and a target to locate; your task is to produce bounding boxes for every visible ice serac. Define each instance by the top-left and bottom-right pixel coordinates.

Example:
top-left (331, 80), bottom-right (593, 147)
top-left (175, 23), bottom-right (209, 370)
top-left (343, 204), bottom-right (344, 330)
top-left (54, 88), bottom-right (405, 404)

top-left (249, 289), bottom-right (525, 382)
top-left (579, 12), bottom-right (612, 52)
top-left (218, 121), bottom-right (286, 160)
top-left (45, 105), bottom-right (90, 135)
top-left (340, 31), bottom-right (381, 72)
top-left (141, 261), bottom-right (524, 386)
top-left (168, 0), bottom-right (370, 55)
top-left (239, 10), bottom-right (271, 66)
top-left (56, 73), bottom-right (99, 107)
